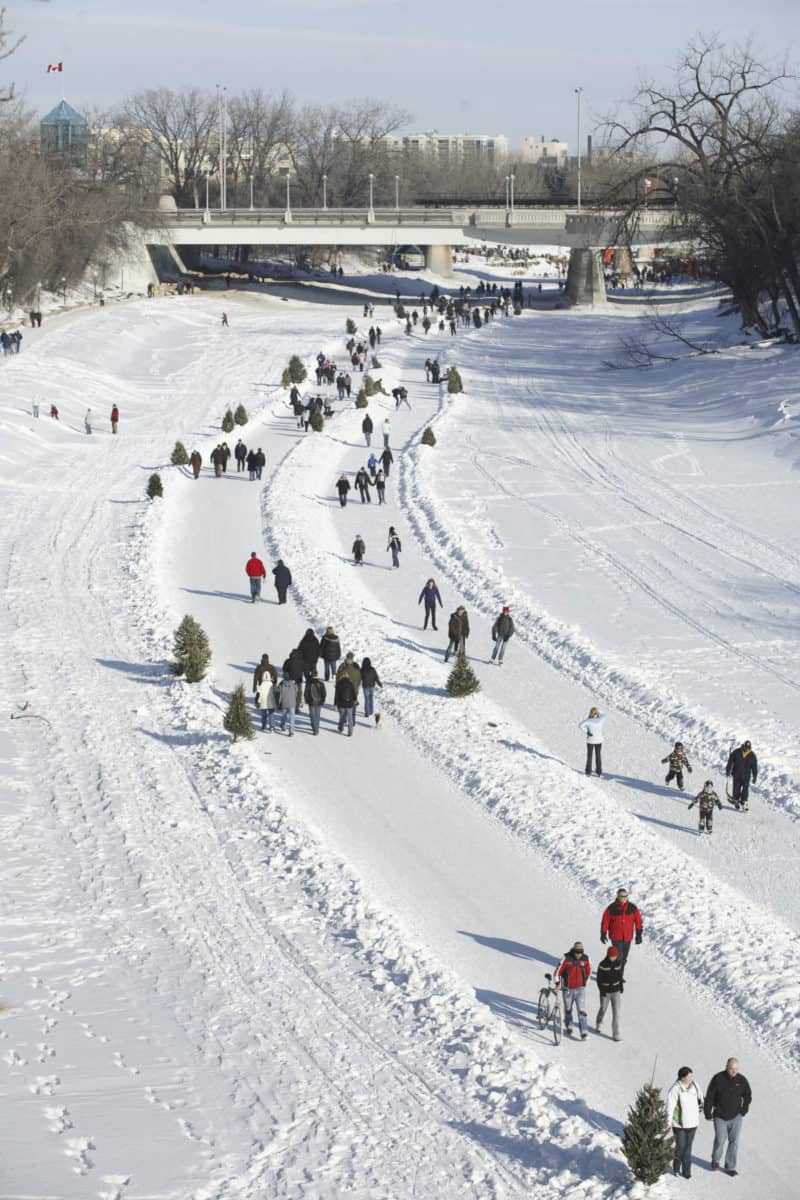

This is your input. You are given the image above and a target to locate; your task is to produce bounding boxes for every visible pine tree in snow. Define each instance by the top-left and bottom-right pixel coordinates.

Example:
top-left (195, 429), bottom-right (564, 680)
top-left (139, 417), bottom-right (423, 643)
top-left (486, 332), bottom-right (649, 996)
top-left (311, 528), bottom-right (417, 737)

top-left (221, 408), bottom-right (235, 433)
top-left (170, 441), bottom-right (188, 466)
top-left (223, 684), bottom-right (255, 742)
top-left (171, 615), bottom-right (211, 683)
top-left (234, 404), bottom-right (248, 426)
top-left (622, 1079), bottom-right (673, 1185)
top-left (146, 473), bottom-right (163, 499)
top-left (421, 426), bottom-right (436, 446)
top-left (446, 649), bottom-right (480, 697)
top-left (447, 367), bottom-right (464, 394)
top-left (288, 355), bottom-right (306, 384)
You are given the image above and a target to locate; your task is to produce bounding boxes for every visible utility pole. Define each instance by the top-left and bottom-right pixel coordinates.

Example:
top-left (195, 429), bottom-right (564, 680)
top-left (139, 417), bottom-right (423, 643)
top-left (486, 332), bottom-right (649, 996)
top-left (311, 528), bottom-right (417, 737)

top-left (575, 87), bottom-right (584, 213)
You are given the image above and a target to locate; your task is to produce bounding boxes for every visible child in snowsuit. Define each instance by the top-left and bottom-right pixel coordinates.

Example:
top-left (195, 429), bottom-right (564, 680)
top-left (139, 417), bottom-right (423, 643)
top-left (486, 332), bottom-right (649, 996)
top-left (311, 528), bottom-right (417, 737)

top-left (662, 741), bottom-right (693, 790)
top-left (352, 535), bottom-right (365, 565)
top-left (688, 781), bottom-right (722, 834)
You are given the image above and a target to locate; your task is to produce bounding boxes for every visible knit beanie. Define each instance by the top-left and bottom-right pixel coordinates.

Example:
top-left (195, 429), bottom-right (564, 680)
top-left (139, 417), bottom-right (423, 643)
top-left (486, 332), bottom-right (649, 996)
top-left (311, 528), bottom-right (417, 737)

top-left (607, 946), bottom-right (619, 959)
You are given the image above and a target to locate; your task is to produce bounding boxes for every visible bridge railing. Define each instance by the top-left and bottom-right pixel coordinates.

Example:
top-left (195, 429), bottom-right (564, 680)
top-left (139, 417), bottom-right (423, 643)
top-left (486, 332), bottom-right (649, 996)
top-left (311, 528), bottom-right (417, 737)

top-left (164, 207), bottom-right (472, 227)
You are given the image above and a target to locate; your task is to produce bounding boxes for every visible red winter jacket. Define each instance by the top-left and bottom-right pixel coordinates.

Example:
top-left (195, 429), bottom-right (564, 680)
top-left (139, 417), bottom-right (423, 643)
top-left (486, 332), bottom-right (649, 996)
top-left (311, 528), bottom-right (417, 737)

top-left (601, 900), bottom-right (643, 944)
top-left (245, 556), bottom-right (266, 578)
top-left (556, 951), bottom-right (591, 990)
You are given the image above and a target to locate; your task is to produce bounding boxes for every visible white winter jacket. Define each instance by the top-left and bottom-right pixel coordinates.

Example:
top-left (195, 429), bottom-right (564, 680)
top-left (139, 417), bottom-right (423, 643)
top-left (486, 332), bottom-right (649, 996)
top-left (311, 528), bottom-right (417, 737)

top-left (666, 1079), bottom-right (704, 1129)
top-left (578, 714), bottom-right (606, 744)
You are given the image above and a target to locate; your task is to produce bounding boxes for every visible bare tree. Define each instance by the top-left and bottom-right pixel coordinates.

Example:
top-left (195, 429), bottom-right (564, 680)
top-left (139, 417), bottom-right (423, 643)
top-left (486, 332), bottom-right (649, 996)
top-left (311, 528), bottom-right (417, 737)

top-left (290, 99), bottom-right (410, 206)
top-left (226, 89), bottom-right (295, 206)
top-left (0, 6), bottom-right (25, 103)
top-left (124, 88), bottom-right (217, 206)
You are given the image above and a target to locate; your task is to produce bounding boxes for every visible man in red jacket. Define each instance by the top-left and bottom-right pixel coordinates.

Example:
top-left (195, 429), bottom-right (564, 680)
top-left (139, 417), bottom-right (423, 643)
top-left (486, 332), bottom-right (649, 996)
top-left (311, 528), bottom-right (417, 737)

top-left (601, 888), bottom-right (643, 967)
top-left (556, 942), bottom-right (591, 1039)
top-left (245, 551), bottom-right (267, 603)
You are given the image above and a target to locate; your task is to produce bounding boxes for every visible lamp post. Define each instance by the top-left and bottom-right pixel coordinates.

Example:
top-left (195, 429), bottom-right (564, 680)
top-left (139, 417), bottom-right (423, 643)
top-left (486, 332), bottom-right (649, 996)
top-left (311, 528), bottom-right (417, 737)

top-left (322, 173), bottom-right (327, 209)
top-left (368, 172), bottom-right (375, 217)
top-left (249, 173), bottom-right (254, 210)
top-left (504, 174), bottom-right (510, 217)
top-left (673, 175), bottom-right (679, 214)
top-left (575, 86), bottom-right (584, 213)
top-left (285, 173), bottom-right (291, 221)
top-left (509, 172), bottom-right (515, 221)
top-left (61, 275), bottom-right (67, 302)
top-left (205, 170), bottom-right (209, 214)
top-left (216, 83), bottom-right (227, 210)
top-left (394, 174), bottom-right (400, 211)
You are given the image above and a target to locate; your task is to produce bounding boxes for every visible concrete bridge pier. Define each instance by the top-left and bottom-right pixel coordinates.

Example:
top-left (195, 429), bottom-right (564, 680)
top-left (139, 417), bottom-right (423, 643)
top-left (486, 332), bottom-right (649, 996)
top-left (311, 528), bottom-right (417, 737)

top-left (566, 247), bottom-right (607, 305)
top-left (425, 243), bottom-right (454, 277)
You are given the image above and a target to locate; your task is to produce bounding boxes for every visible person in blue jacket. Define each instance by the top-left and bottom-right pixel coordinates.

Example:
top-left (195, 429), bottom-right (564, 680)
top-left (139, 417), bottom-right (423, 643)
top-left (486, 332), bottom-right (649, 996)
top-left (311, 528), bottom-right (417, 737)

top-left (418, 578), bottom-right (442, 630)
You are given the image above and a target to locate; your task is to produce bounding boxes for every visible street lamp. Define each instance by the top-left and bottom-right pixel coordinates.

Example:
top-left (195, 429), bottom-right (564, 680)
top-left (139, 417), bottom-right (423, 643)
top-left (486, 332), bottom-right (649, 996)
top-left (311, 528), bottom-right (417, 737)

top-left (322, 173), bottom-right (327, 209)
top-left (509, 172), bottom-right (515, 220)
top-left (575, 86), bottom-right (584, 213)
top-left (285, 173), bottom-right (291, 220)
top-left (205, 170), bottom-right (210, 214)
top-left (368, 172), bottom-right (375, 216)
top-left (395, 174), bottom-right (400, 211)
top-left (504, 174), bottom-right (510, 214)
top-left (216, 83), bottom-right (227, 210)
top-left (249, 173), bottom-right (254, 210)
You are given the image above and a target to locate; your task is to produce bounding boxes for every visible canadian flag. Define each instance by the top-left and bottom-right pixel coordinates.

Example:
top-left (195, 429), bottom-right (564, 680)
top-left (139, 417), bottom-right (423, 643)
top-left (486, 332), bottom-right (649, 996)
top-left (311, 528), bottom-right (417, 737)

top-left (46, 62), bottom-right (63, 74)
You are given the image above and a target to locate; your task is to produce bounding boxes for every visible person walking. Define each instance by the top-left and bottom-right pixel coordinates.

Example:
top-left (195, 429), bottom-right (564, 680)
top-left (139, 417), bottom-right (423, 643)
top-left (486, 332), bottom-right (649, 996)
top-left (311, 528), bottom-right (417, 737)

top-left (490, 606), bottom-right (515, 664)
top-left (189, 449), bottom-right (202, 479)
top-left (362, 413), bottom-right (373, 446)
top-left (320, 627), bottom-right (341, 681)
top-left (595, 946), bottom-right (623, 1042)
top-left (245, 551), bottom-right (267, 602)
top-left (355, 467), bottom-right (372, 504)
top-left (725, 740), bottom-right (758, 811)
top-left (662, 741), bottom-right (692, 790)
top-left (352, 535), bottom-right (366, 565)
top-left (298, 628), bottom-right (321, 679)
top-left (705, 1058), bottom-right (752, 1177)
top-left (556, 942), bottom-right (591, 1040)
top-left (418, 579), bottom-right (442, 630)
top-left (221, 311), bottom-right (229, 327)
top-left (382, 418), bottom-right (391, 448)
top-left (110, 404), bottom-right (119, 434)
top-left (444, 606), bottom-right (469, 663)
top-left (277, 671), bottom-right (297, 736)
top-left (666, 1067), bottom-right (704, 1180)
top-left (600, 888), bottom-right (642, 968)
top-left (336, 474), bottom-right (351, 507)
top-left (246, 449), bottom-right (257, 480)
top-left (254, 663), bottom-right (279, 732)
top-left (374, 468), bottom-right (386, 504)
top-left (272, 558), bottom-right (292, 604)
top-left (210, 445), bottom-right (224, 477)
top-left (220, 442), bottom-right (231, 473)
top-left (84, 409), bottom-right (93, 435)
top-left (688, 780), bottom-right (723, 834)
top-left (254, 448), bottom-right (265, 480)
top-left (253, 652), bottom-right (278, 694)
top-left (360, 657), bottom-right (383, 719)
top-left (234, 439), bottom-right (247, 472)
top-left (380, 446), bottom-right (394, 478)
top-left (579, 706), bottom-right (605, 776)
top-left (336, 651), bottom-right (362, 697)
top-left (334, 672), bottom-right (357, 736)
top-left (387, 526), bottom-right (401, 568)
top-left (285, 647), bottom-right (305, 712)
top-left (304, 670), bottom-right (327, 735)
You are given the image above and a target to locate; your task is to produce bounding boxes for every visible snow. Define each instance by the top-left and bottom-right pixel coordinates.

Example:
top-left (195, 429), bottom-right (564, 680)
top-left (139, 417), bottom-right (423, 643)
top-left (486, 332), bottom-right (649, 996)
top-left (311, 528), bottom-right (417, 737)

top-left (1, 279), bottom-right (798, 1199)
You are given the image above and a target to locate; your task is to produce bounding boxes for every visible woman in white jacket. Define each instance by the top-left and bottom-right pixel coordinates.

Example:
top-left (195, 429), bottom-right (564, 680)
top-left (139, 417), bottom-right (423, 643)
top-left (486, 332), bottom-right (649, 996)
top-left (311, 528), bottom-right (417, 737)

top-left (666, 1067), bottom-right (704, 1179)
top-left (579, 707), bottom-right (605, 776)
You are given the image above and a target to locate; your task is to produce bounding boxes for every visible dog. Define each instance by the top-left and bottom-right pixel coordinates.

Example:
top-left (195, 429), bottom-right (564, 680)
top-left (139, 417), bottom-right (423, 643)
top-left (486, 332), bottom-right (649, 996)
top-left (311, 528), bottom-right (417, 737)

top-left (374, 712), bottom-right (383, 730)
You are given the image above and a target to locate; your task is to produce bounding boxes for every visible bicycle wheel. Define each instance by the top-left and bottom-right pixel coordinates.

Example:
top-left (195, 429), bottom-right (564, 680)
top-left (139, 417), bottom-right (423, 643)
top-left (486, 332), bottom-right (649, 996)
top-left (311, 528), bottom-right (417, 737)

top-left (537, 989), bottom-right (549, 1030)
top-left (552, 999), bottom-right (563, 1045)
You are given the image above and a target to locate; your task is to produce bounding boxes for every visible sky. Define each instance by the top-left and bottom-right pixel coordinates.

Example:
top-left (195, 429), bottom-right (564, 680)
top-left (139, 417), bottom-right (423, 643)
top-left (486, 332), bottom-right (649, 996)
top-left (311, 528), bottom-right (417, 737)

top-left (5, 0), bottom-right (800, 149)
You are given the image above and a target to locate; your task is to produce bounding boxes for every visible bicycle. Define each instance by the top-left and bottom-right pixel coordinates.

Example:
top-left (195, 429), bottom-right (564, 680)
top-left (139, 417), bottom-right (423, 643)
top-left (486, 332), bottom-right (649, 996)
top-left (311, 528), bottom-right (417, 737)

top-left (537, 973), bottom-right (563, 1044)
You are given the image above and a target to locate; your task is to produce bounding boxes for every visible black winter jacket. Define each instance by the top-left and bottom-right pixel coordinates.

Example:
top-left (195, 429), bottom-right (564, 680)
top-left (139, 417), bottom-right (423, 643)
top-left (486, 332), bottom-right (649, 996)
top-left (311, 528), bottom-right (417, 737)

top-left (596, 956), bottom-right (624, 995)
top-left (273, 562), bottom-right (292, 591)
top-left (304, 678), bottom-right (327, 707)
top-left (704, 1070), bottom-right (752, 1120)
top-left (334, 677), bottom-right (356, 707)
top-left (320, 634), bottom-right (341, 662)
top-left (726, 746), bottom-right (758, 783)
top-left (298, 632), bottom-right (320, 672)
top-left (361, 665), bottom-right (381, 688)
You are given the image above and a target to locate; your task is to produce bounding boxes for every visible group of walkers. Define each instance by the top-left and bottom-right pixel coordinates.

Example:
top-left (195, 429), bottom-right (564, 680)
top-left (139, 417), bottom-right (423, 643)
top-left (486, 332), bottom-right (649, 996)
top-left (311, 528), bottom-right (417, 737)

top-left (206, 441), bottom-right (266, 480)
top-left (244, 552), bottom-right (292, 604)
top-left (252, 636), bottom-right (382, 737)
top-left (1, 329), bottom-right (23, 354)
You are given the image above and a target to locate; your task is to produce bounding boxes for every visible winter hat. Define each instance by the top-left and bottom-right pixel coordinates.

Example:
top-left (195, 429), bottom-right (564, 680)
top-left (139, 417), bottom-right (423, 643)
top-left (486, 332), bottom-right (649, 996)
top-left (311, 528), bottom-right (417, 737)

top-left (678, 1067), bottom-right (693, 1080)
top-left (502, 606), bottom-right (510, 613)
top-left (607, 946), bottom-right (620, 959)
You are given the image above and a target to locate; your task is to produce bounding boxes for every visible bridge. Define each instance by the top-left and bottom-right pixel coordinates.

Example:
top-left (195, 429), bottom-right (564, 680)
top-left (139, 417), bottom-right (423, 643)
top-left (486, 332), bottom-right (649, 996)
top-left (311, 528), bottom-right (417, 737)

top-left (146, 200), bottom-right (689, 303)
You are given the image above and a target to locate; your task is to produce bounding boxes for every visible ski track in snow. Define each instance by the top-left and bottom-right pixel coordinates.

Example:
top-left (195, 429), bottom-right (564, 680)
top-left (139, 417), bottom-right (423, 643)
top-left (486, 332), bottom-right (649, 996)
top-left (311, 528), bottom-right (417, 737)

top-left (1, 289), bottom-right (798, 1198)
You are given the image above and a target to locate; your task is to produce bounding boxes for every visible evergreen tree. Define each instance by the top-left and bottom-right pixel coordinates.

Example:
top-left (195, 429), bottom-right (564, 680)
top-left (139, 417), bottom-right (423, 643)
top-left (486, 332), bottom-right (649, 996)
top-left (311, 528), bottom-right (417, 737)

top-left (170, 441), bottom-right (188, 466)
top-left (355, 389), bottom-right (368, 408)
top-left (446, 649), bottom-right (480, 697)
top-left (281, 367), bottom-right (292, 388)
top-left (395, 303), bottom-right (405, 318)
top-left (223, 684), bottom-right (255, 742)
top-left (421, 426), bottom-right (436, 446)
top-left (171, 615), bottom-right (211, 682)
top-left (288, 355), bottom-right (307, 384)
top-left (221, 408), bottom-right (235, 433)
top-left (371, 356), bottom-right (382, 368)
top-left (234, 403), bottom-right (248, 426)
top-left (309, 408), bottom-right (324, 432)
top-left (622, 1080), bottom-right (674, 1185)
top-left (146, 473), bottom-right (163, 499)
top-left (447, 367), bottom-right (464, 394)
top-left (346, 317), bottom-right (357, 335)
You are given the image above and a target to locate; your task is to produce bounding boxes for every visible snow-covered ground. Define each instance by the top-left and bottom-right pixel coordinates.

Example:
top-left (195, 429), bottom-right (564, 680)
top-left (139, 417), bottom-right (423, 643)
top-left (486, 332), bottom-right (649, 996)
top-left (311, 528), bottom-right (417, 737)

top-left (0, 281), bottom-right (797, 1199)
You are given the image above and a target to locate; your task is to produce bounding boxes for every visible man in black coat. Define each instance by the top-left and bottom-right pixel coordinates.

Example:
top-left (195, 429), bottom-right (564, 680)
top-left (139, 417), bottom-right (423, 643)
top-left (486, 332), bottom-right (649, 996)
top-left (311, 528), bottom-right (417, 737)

top-left (362, 413), bottom-right (373, 446)
top-left (298, 629), bottom-right (320, 678)
top-left (336, 474), bottom-right (351, 507)
top-left (725, 741), bottom-right (757, 810)
top-left (272, 559), bottom-right (292, 604)
top-left (380, 446), bottom-right (393, 478)
top-left (354, 467), bottom-right (372, 503)
top-left (595, 946), bottom-right (624, 1041)
top-left (444, 606), bottom-right (469, 663)
top-left (234, 439), bottom-right (247, 471)
top-left (704, 1058), bottom-right (752, 1176)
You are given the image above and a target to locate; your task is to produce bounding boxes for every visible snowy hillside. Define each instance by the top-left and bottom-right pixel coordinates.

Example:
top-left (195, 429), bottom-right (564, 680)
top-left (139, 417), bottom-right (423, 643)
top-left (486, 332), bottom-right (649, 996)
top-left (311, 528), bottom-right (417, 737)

top-left (1, 280), bottom-right (798, 1199)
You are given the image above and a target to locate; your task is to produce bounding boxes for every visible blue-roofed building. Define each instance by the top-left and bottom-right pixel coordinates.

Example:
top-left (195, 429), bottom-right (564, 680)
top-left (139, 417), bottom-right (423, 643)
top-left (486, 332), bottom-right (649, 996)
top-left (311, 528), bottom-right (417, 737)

top-left (40, 99), bottom-right (89, 166)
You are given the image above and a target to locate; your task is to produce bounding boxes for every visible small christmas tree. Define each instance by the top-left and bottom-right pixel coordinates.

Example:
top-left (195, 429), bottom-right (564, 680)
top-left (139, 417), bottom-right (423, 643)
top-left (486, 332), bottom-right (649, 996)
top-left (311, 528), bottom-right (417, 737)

top-left (446, 649), bottom-right (480, 697)
top-left (346, 317), bottom-right (357, 335)
top-left (364, 375), bottom-right (377, 396)
top-left (622, 1079), bottom-right (673, 1185)
top-left (421, 426), bottom-right (436, 446)
top-left (171, 614), bottom-right (211, 682)
top-left (146, 473), bottom-right (163, 499)
top-left (371, 356), bottom-right (382, 368)
top-left (281, 367), bottom-right (292, 388)
top-left (395, 303), bottom-right (405, 318)
top-left (234, 403), bottom-right (248, 425)
top-left (309, 408), bottom-right (324, 432)
top-left (223, 684), bottom-right (255, 742)
top-left (221, 408), bottom-right (235, 433)
top-left (288, 355), bottom-right (306, 384)
top-left (355, 389), bottom-right (368, 408)
top-left (170, 441), bottom-right (188, 466)
top-left (447, 367), bottom-right (464, 394)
